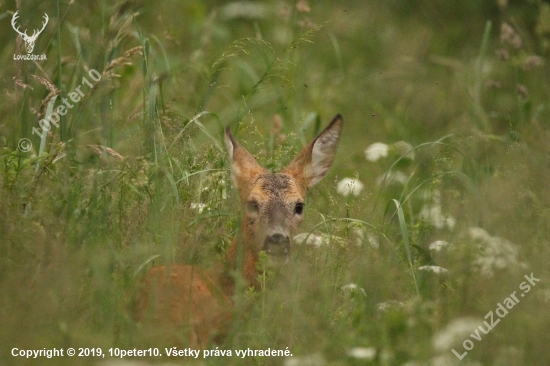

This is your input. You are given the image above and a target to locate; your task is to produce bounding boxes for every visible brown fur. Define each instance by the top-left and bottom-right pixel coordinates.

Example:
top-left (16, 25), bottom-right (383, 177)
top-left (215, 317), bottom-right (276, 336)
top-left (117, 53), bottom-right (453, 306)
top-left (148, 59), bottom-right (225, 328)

top-left (134, 115), bottom-right (343, 347)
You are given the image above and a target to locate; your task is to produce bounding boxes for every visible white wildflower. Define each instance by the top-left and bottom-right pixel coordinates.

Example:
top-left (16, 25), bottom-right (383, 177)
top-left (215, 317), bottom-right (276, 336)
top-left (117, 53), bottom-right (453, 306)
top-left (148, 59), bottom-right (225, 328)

top-left (418, 265), bottom-right (449, 275)
top-left (376, 300), bottom-right (404, 313)
top-left (469, 227), bottom-right (528, 277)
top-left (351, 227), bottom-right (380, 249)
top-left (190, 202), bottom-right (207, 214)
top-left (293, 233), bottom-right (329, 247)
top-left (366, 232), bottom-right (380, 249)
top-left (393, 140), bottom-right (416, 161)
top-left (352, 227), bottom-right (364, 246)
top-left (419, 190), bottom-right (455, 229)
top-left (430, 354), bottom-right (483, 366)
top-left (429, 240), bottom-right (450, 252)
top-left (284, 353), bottom-right (325, 366)
top-left (468, 227), bottom-right (493, 242)
top-left (376, 170), bottom-right (409, 186)
top-left (341, 283), bottom-right (367, 297)
top-left (347, 347), bottom-right (376, 360)
top-left (432, 317), bottom-right (482, 352)
top-left (341, 283), bottom-right (359, 292)
top-left (365, 142), bottom-right (389, 162)
top-left (468, 227), bottom-right (486, 241)
top-left (419, 204), bottom-right (456, 229)
top-left (429, 240), bottom-right (451, 265)
top-left (337, 178), bottom-right (364, 197)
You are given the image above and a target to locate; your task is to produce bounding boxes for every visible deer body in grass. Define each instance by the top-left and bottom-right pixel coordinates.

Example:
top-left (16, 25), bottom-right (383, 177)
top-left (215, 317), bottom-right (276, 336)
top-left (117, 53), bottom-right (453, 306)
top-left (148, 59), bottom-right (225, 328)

top-left (135, 115), bottom-right (343, 347)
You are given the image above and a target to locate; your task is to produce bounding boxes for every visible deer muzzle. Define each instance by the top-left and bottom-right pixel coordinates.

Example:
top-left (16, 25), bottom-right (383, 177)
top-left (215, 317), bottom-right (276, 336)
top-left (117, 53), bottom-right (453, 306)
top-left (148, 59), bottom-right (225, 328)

top-left (263, 233), bottom-right (290, 257)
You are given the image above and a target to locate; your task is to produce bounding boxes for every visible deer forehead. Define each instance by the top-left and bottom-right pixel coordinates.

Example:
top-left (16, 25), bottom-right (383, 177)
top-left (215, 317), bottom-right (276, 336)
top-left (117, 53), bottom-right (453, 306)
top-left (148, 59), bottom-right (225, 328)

top-left (247, 173), bottom-right (304, 204)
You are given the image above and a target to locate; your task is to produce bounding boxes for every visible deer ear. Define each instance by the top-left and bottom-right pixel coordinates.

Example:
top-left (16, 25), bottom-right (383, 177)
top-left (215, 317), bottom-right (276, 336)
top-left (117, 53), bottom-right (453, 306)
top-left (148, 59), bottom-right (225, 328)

top-left (225, 127), bottom-right (265, 189)
top-left (282, 114), bottom-right (343, 188)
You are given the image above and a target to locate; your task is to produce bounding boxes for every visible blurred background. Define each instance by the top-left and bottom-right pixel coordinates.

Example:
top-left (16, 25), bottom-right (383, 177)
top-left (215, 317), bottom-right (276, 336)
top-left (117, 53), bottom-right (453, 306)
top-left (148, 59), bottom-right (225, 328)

top-left (1, 0), bottom-right (549, 365)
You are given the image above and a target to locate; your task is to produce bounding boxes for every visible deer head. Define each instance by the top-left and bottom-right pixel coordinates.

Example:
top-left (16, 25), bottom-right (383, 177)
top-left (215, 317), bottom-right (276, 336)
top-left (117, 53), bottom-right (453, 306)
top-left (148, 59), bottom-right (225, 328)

top-left (224, 115), bottom-right (343, 265)
top-left (11, 11), bottom-right (49, 54)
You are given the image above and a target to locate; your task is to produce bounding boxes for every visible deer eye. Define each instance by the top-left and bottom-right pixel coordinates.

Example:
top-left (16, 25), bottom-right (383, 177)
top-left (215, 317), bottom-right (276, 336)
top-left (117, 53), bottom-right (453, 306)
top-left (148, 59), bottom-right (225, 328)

top-left (294, 203), bottom-right (304, 215)
top-left (246, 201), bottom-right (259, 215)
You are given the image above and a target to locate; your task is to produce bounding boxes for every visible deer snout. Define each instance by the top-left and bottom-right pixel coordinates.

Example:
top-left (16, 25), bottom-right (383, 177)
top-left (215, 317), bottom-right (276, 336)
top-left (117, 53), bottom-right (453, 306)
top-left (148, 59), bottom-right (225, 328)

top-left (263, 233), bottom-right (290, 256)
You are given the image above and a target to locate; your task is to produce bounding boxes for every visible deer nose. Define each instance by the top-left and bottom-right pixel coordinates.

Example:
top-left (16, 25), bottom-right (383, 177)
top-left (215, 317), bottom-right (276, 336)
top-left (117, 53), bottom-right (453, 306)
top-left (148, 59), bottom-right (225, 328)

top-left (263, 234), bottom-right (290, 255)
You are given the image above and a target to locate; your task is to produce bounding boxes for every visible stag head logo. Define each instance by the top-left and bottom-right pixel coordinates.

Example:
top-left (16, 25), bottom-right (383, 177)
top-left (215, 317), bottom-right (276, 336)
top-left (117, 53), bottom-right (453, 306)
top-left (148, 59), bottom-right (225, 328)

top-left (11, 11), bottom-right (49, 54)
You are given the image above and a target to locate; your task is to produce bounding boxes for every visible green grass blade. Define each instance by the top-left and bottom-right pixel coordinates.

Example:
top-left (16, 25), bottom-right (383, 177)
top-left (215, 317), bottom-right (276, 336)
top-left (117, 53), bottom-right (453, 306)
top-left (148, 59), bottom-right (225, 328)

top-left (393, 199), bottom-right (420, 297)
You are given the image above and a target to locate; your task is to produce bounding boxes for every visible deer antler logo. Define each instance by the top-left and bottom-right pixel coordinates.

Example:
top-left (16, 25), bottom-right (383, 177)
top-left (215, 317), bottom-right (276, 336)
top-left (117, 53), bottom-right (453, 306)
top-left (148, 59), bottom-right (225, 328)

top-left (11, 11), bottom-right (49, 54)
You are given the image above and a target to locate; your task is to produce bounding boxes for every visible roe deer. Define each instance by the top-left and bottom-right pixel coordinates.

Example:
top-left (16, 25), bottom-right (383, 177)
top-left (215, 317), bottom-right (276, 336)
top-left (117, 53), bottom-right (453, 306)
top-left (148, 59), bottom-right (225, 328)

top-left (135, 114), bottom-right (343, 347)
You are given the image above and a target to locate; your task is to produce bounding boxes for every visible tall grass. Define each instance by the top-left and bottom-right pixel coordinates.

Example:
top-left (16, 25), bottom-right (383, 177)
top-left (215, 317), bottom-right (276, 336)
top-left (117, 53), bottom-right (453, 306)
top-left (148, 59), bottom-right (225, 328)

top-left (1, 1), bottom-right (550, 365)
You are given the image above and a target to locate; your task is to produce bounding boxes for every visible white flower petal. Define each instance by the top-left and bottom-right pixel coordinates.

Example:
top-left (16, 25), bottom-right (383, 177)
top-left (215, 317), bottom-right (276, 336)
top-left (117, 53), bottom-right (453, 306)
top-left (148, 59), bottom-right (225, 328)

top-left (337, 178), bottom-right (364, 197)
top-left (376, 300), bottom-right (404, 312)
top-left (432, 317), bottom-right (483, 352)
top-left (429, 240), bottom-right (450, 252)
top-left (418, 265), bottom-right (449, 275)
top-left (293, 233), bottom-right (329, 247)
top-left (347, 347), bottom-right (376, 360)
top-left (376, 170), bottom-right (409, 186)
top-left (469, 227), bottom-right (528, 277)
top-left (341, 283), bottom-right (367, 297)
top-left (365, 142), bottom-right (389, 162)
top-left (419, 204), bottom-right (455, 230)
top-left (284, 353), bottom-right (326, 366)
top-left (393, 140), bottom-right (416, 161)
top-left (190, 202), bottom-right (207, 214)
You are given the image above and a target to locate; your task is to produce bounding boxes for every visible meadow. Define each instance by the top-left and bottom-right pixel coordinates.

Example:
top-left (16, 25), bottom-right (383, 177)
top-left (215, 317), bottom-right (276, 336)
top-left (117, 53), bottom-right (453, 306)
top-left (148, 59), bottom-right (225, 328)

top-left (1, 0), bottom-right (549, 365)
